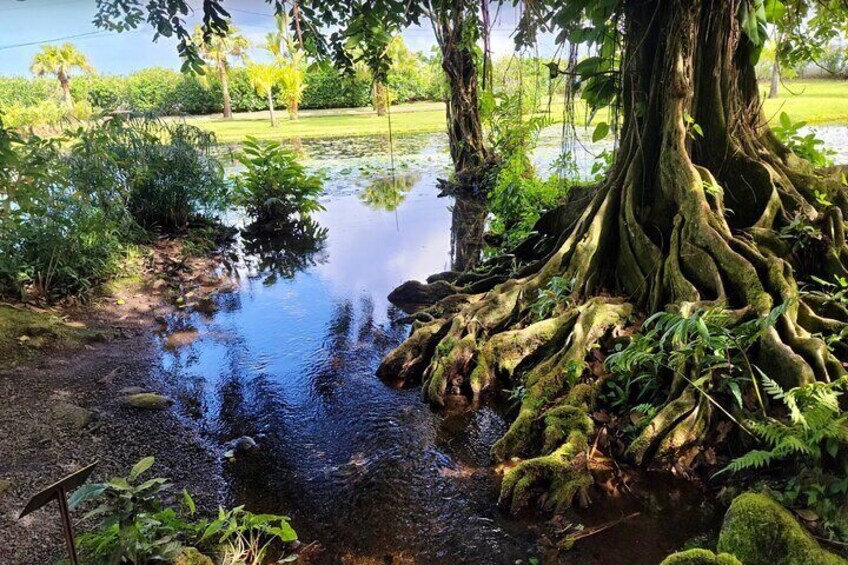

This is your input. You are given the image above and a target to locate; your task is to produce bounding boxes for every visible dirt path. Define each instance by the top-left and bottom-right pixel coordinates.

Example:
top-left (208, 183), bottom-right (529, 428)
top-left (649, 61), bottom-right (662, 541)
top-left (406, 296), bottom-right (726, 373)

top-left (0, 248), bottom-right (228, 564)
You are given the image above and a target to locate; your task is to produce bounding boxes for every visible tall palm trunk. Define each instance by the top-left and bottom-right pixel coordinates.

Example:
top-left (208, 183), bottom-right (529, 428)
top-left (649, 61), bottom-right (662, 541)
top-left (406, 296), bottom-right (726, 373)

top-left (58, 70), bottom-right (73, 109)
top-left (219, 63), bottom-right (233, 119)
top-left (769, 56), bottom-right (781, 99)
top-left (267, 91), bottom-right (276, 126)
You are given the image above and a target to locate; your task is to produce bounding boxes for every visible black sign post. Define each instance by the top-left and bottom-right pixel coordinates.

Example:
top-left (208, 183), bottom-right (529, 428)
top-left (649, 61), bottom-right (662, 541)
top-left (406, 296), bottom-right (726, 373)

top-left (19, 461), bottom-right (98, 565)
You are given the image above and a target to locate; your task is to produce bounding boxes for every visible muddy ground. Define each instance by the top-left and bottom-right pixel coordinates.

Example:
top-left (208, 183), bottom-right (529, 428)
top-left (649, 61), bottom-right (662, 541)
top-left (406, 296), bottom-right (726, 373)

top-left (0, 243), bottom-right (228, 564)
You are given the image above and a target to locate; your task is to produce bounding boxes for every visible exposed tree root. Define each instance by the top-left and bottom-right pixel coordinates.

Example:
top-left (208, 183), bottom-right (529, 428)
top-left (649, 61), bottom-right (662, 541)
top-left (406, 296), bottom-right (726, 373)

top-left (378, 0), bottom-right (848, 514)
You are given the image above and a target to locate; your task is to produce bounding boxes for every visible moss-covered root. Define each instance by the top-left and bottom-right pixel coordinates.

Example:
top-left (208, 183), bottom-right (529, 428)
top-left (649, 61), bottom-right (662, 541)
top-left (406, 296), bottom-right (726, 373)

top-left (376, 319), bottom-right (449, 384)
top-left (497, 383), bottom-right (594, 514)
top-left (717, 493), bottom-right (847, 565)
top-left (495, 300), bottom-right (632, 514)
top-left (660, 549), bottom-right (742, 565)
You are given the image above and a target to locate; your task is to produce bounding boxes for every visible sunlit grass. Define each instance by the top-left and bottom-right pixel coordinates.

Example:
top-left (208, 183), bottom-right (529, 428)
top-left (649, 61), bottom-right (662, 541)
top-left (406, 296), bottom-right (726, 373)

top-left (190, 79), bottom-right (848, 143)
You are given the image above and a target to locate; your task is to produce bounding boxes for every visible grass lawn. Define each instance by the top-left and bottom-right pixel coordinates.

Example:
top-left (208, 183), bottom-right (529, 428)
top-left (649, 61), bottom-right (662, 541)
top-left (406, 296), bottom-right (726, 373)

top-left (189, 79), bottom-right (848, 143)
top-left (760, 80), bottom-right (848, 125)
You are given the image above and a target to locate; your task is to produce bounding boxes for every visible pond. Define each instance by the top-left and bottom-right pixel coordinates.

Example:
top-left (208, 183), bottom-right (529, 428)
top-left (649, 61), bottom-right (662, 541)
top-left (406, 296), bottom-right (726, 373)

top-left (158, 125), bottom-right (847, 564)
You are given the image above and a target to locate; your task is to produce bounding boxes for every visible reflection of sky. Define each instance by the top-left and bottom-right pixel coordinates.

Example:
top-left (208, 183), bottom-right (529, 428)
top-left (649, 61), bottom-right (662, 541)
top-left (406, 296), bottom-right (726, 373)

top-left (313, 179), bottom-right (454, 314)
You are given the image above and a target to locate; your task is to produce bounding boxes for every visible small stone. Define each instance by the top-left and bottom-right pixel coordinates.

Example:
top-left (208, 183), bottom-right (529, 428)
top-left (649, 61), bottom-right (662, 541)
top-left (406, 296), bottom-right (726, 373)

top-left (122, 393), bottom-right (173, 410)
top-left (116, 298), bottom-right (126, 306)
top-left (233, 435), bottom-right (258, 454)
top-left (51, 402), bottom-right (93, 430)
top-left (0, 479), bottom-right (12, 496)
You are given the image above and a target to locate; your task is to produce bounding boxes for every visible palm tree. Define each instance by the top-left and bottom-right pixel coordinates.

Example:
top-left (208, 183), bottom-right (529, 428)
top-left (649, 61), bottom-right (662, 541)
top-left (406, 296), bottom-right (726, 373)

top-left (247, 63), bottom-right (281, 126)
top-left (30, 43), bottom-right (94, 108)
top-left (264, 15), bottom-right (307, 120)
top-left (192, 25), bottom-right (250, 119)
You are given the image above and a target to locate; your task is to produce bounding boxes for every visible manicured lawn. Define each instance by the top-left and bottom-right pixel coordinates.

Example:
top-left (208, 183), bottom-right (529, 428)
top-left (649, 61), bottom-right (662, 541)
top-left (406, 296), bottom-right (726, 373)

top-left (761, 80), bottom-right (848, 126)
top-left (185, 102), bottom-right (447, 143)
top-left (189, 80), bottom-right (848, 143)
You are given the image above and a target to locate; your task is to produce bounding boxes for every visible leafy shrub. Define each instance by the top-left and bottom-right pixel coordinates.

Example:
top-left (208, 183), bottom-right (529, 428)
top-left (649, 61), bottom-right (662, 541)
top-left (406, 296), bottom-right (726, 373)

top-left (234, 136), bottom-right (324, 225)
top-left (772, 112), bottom-right (834, 167)
top-left (484, 92), bottom-right (565, 247)
top-left (0, 122), bottom-right (123, 300)
top-left (70, 457), bottom-right (298, 565)
top-left (67, 117), bottom-right (229, 231)
top-left (0, 197), bottom-right (123, 300)
top-left (722, 376), bottom-right (848, 475)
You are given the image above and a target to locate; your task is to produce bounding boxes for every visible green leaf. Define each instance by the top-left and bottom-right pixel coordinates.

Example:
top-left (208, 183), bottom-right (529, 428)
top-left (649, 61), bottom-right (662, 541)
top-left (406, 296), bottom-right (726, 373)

top-left (763, 0), bottom-right (785, 23)
top-left (592, 122), bottom-right (610, 142)
top-left (128, 456), bottom-right (155, 482)
top-left (68, 484), bottom-right (108, 510)
top-left (183, 489), bottom-right (196, 515)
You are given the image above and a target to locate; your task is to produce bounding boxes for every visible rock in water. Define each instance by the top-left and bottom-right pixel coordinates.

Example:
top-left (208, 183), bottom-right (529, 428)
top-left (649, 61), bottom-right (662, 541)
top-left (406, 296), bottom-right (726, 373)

top-left (387, 280), bottom-right (456, 313)
top-left (122, 393), bottom-right (173, 410)
top-left (51, 402), bottom-right (93, 429)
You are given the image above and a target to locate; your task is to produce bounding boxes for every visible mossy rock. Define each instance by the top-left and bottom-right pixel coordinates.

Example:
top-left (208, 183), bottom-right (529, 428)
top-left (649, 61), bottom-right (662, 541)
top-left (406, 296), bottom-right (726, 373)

top-left (122, 392), bottom-right (173, 410)
top-left (717, 493), bottom-right (847, 565)
top-left (51, 402), bottom-right (93, 429)
top-left (173, 547), bottom-right (214, 565)
top-left (660, 549), bottom-right (742, 565)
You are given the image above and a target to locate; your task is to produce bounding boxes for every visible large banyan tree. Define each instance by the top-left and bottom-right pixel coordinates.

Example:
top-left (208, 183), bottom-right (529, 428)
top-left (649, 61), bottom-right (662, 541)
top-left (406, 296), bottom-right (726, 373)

top-left (92, 0), bottom-right (848, 513)
top-left (376, 0), bottom-right (848, 512)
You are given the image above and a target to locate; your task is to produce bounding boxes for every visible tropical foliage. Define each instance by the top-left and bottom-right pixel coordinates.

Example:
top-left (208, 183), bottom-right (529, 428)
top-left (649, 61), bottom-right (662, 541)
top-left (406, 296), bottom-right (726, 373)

top-left (233, 137), bottom-right (324, 226)
top-left (70, 457), bottom-right (298, 565)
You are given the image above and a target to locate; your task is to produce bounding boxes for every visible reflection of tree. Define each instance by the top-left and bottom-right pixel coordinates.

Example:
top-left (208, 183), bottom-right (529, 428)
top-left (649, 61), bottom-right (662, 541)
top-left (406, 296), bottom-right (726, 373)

top-left (450, 195), bottom-right (487, 271)
top-left (241, 217), bottom-right (328, 285)
top-left (359, 173), bottom-right (420, 212)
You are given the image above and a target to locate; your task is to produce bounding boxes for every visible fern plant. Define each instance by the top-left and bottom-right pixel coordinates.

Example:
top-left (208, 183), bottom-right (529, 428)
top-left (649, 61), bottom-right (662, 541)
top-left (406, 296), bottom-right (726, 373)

top-left (604, 304), bottom-right (788, 417)
top-left (721, 375), bottom-right (848, 475)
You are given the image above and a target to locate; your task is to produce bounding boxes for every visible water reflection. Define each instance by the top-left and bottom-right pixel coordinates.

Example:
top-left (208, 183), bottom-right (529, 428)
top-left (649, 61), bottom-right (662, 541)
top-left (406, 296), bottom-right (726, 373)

top-left (359, 173), bottom-right (421, 212)
top-left (155, 131), bottom-right (770, 562)
top-left (241, 218), bottom-right (328, 286)
top-left (451, 196), bottom-right (488, 271)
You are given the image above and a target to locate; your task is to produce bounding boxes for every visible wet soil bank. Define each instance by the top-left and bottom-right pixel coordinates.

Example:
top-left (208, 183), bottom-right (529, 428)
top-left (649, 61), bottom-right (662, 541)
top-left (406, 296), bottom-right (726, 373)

top-left (0, 241), bottom-right (229, 564)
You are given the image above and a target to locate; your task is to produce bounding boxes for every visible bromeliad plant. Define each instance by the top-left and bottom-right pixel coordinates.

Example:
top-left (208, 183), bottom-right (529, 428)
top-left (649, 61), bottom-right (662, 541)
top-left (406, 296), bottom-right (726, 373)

top-left (233, 137), bottom-right (324, 226)
top-left (70, 457), bottom-right (298, 565)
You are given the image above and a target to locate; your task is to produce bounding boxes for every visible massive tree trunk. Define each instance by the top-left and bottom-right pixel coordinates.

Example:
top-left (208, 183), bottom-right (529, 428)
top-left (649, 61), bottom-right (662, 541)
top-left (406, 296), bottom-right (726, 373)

top-left (379, 0), bottom-right (848, 514)
top-left (430, 1), bottom-right (490, 181)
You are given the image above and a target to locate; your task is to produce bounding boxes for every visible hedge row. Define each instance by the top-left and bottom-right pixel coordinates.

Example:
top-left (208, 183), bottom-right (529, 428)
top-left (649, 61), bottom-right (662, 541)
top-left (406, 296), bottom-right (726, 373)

top-left (0, 65), bottom-right (440, 118)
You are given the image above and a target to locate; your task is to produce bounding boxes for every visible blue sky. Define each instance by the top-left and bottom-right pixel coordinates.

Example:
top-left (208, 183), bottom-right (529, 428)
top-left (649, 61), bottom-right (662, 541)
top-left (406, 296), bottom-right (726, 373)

top-left (0, 0), bottom-right (548, 77)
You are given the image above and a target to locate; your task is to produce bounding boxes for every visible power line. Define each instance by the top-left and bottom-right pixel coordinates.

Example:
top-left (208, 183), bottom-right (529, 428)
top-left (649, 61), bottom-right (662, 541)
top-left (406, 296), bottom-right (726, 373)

top-left (0, 31), bottom-right (110, 51)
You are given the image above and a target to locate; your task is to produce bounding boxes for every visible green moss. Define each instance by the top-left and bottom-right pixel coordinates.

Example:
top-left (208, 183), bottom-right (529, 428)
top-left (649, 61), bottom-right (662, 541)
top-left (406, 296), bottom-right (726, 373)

top-left (173, 547), bottom-right (214, 565)
top-left (717, 493), bottom-right (847, 565)
top-left (0, 305), bottom-right (104, 366)
top-left (660, 549), bottom-right (742, 565)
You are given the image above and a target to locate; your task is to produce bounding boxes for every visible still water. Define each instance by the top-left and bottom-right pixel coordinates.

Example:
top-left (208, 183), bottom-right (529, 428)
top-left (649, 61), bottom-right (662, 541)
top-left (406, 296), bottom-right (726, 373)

top-left (157, 126), bottom-right (846, 563)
